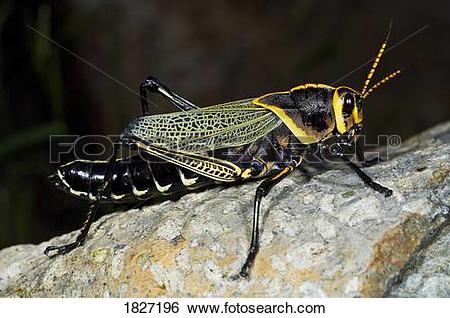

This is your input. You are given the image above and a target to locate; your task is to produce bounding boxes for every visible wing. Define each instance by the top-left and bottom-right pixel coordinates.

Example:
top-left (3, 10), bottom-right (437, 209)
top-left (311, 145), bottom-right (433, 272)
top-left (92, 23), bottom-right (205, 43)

top-left (135, 142), bottom-right (243, 182)
top-left (122, 98), bottom-right (282, 152)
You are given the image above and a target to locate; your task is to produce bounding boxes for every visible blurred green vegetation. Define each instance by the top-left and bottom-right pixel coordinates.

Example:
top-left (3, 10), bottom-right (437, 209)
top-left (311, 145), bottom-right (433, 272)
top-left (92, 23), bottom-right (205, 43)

top-left (0, 0), bottom-right (449, 249)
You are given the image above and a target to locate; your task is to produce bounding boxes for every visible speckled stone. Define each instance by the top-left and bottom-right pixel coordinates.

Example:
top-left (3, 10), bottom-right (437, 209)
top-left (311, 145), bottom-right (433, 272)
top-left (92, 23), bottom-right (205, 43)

top-left (0, 122), bottom-right (449, 297)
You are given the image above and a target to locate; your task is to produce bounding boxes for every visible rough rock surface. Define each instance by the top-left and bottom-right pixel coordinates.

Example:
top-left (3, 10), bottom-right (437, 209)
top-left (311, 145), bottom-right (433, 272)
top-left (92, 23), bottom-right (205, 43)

top-left (0, 122), bottom-right (449, 297)
top-left (387, 226), bottom-right (450, 297)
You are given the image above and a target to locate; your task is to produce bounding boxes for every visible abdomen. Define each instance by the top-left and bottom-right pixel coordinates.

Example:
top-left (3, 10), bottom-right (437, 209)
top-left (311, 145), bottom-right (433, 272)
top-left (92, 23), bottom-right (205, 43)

top-left (50, 155), bottom-right (217, 203)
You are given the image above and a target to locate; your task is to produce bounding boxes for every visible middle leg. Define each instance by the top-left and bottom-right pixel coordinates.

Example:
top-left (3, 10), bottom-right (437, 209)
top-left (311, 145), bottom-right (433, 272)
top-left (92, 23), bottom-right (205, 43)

top-left (232, 161), bottom-right (299, 280)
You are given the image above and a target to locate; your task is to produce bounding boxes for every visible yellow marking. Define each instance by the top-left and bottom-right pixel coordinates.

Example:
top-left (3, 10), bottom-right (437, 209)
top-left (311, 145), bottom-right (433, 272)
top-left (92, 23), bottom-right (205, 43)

top-left (177, 168), bottom-right (198, 186)
top-left (136, 142), bottom-right (242, 182)
top-left (254, 83), bottom-right (339, 143)
top-left (253, 90), bottom-right (318, 144)
top-left (332, 90), bottom-right (346, 134)
top-left (111, 193), bottom-right (126, 200)
top-left (241, 168), bottom-right (253, 179)
top-left (362, 40), bottom-right (387, 95)
top-left (241, 159), bottom-right (270, 179)
top-left (254, 99), bottom-right (317, 144)
top-left (336, 86), bottom-right (359, 94)
top-left (363, 69), bottom-right (401, 99)
top-left (154, 180), bottom-right (172, 193)
top-left (352, 105), bottom-right (363, 124)
top-left (271, 165), bottom-right (295, 181)
top-left (291, 83), bottom-right (335, 91)
top-left (132, 185), bottom-right (148, 197)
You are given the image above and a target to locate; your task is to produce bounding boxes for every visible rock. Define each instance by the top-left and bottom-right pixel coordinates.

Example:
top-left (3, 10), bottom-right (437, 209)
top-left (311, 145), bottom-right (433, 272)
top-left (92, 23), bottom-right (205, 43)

top-left (0, 122), bottom-right (449, 297)
top-left (386, 226), bottom-right (450, 297)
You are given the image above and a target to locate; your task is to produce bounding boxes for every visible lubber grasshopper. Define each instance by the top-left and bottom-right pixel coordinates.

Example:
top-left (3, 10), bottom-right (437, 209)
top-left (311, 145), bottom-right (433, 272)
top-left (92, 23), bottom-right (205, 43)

top-left (47, 33), bottom-right (400, 279)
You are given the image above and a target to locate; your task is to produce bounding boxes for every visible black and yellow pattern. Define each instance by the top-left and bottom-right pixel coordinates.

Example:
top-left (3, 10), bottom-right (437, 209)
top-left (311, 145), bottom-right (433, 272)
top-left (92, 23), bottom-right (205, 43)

top-left (48, 30), bottom-right (401, 277)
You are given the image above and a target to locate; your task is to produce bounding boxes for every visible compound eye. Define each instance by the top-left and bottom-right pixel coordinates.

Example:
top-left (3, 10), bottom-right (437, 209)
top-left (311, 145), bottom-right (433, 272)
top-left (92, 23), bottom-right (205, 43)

top-left (343, 94), bottom-right (354, 116)
top-left (355, 95), bottom-right (362, 108)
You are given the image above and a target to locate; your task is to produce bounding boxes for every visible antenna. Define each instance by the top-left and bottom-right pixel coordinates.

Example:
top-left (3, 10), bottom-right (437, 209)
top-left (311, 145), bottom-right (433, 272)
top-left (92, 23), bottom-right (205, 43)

top-left (361, 22), bottom-right (392, 96)
top-left (362, 69), bottom-right (401, 99)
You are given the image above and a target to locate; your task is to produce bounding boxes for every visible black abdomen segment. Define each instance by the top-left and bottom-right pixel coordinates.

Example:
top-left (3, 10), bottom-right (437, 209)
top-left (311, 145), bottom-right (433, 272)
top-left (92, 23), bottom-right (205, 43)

top-left (51, 155), bottom-right (215, 202)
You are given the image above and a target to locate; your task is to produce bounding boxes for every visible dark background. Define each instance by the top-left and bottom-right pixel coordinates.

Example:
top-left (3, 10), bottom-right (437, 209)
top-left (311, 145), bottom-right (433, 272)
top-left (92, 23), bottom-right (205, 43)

top-left (1, 0), bottom-right (449, 249)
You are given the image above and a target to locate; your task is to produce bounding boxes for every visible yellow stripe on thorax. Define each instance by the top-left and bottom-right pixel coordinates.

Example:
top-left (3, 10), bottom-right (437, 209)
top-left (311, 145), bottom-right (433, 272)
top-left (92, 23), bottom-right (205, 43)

top-left (332, 89), bottom-right (346, 134)
top-left (253, 83), bottom-right (335, 144)
top-left (253, 101), bottom-right (316, 144)
top-left (291, 83), bottom-right (335, 91)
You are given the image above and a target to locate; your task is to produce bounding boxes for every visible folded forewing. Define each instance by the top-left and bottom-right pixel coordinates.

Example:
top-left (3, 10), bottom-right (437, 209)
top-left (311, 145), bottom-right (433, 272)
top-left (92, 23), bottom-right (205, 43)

top-left (123, 99), bottom-right (282, 152)
top-left (136, 143), bottom-right (243, 182)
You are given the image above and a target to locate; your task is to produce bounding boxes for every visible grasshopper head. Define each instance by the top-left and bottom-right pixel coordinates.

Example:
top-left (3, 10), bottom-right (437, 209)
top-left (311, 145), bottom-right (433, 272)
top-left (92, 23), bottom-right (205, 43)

top-left (333, 26), bottom-right (401, 137)
top-left (332, 86), bottom-right (363, 135)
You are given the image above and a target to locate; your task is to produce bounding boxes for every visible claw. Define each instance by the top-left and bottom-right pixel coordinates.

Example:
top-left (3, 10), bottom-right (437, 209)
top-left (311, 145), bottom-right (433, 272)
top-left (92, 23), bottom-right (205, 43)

top-left (367, 179), bottom-right (393, 198)
top-left (44, 241), bottom-right (81, 258)
top-left (228, 268), bottom-right (250, 281)
top-left (384, 188), bottom-right (393, 197)
top-left (239, 268), bottom-right (250, 279)
top-left (228, 274), bottom-right (240, 281)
